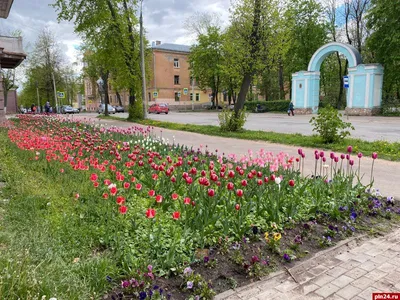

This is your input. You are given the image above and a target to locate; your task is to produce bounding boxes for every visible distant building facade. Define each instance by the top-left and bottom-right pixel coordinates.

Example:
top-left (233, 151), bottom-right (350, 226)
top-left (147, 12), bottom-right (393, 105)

top-left (83, 42), bottom-right (222, 112)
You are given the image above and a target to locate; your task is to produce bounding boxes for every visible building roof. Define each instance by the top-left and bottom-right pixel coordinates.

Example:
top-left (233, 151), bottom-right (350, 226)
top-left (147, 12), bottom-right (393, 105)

top-left (0, 0), bottom-right (14, 18)
top-left (152, 43), bottom-right (191, 53)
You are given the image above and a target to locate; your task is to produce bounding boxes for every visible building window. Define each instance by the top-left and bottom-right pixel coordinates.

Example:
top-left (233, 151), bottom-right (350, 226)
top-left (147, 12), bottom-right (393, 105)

top-left (174, 75), bottom-right (180, 85)
top-left (175, 92), bottom-right (180, 101)
top-left (190, 93), bottom-right (193, 101)
top-left (196, 93), bottom-right (200, 101)
top-left (174, 58), bottom-right (180, 68)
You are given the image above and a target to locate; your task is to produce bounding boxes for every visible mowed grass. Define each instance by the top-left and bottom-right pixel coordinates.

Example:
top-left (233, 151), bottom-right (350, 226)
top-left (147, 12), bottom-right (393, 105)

top-left (0, 129), bottom-right (117, 299)
top-left (99, 115), bottom-right (400, 161)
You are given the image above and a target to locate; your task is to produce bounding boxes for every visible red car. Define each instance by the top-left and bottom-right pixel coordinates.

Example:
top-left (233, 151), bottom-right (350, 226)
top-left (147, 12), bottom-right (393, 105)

top-left (148, 103), bottom-right (169, 114)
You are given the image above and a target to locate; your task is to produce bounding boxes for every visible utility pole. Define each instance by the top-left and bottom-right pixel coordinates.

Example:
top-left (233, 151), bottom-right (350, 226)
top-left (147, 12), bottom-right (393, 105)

top-left (52, 72), bottom-right (58, 113)
top-left (140, 0), bottom-right (148, 119)
top-left (191, 77), bottom-right (195, 111)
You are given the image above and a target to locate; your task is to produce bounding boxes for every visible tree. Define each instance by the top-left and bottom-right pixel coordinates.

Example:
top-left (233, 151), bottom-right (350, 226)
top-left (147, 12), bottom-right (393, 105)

top-left (184, 12), bottom-right (221, 38)
top-left (189, 26), bottom-right (224, 108)
top-left (344, 0), bottom-right (371, 54)
top-left (366, 0), bottom-right (400, 99)
top-left (53, 0), bottom-right (145, 119)
top-left (284, 0), bottom-right (327, 74)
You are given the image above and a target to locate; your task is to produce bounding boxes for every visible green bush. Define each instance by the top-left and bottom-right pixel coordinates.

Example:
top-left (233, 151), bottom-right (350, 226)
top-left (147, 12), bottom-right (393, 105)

top-left (309, 106), bottom-right (355, 143)
top-left (381, 97), bottom-right (400, 116)
top-left (243, 100), bottom-right (291, 112)
top-left (128, 100), bottom-right (144, 120)
top-left (218, 108), bottom-right (247, 132)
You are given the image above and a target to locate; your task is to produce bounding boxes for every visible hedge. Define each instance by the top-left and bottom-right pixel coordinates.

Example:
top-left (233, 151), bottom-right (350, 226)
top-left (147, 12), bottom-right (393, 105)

top-left (244, 100), bottom-right (291, 112)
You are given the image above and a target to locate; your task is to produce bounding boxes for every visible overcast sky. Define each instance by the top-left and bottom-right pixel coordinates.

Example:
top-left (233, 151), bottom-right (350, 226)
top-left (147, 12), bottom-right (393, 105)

top-left (0, 0), bottom-right (231, 65)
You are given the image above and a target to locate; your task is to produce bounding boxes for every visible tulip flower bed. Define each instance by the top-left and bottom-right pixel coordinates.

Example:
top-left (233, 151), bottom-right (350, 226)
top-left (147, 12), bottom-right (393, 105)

top-left (0, 115), bottom-right (399, 300)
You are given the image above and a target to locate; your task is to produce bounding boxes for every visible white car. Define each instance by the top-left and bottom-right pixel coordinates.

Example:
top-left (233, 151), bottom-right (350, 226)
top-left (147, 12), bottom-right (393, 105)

top-left (98, 104), bottom-right (116, 114)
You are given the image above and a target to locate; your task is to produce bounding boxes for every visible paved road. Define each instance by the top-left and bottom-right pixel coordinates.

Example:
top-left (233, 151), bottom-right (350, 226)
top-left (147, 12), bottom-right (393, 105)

top-left (85, 111), bottom-right (400, 143)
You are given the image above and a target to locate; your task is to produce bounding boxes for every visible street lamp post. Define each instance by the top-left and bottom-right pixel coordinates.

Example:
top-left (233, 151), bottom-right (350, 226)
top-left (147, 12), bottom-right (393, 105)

top-left (35, 81), bottom-right (40, 112)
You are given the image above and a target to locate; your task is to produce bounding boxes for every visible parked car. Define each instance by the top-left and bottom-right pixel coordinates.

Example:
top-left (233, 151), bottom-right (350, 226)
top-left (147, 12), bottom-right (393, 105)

top-left (73, 107), bottom-right (80, 114)
top-left (148, 103), bottom-right (169, 114)
top-left (113, 105), bottom-right (125, 113)
top-left (202, 102), bottom-right (223, 110)
top-left (98, 104), bottom-right (116, 114)
top-left (61, 105), bottom-right (75, 114)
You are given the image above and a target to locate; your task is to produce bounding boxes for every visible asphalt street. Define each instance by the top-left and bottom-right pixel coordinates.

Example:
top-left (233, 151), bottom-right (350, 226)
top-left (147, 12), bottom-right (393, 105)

top-left (86, 111), bottom-right (400, 143)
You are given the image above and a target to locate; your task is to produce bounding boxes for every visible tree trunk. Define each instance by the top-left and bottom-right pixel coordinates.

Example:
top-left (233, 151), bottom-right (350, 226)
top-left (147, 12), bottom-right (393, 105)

top-left (278, 58), bottom-right (284, 100)
top-left (116, 91), bottom-right (123, 106)
top-left (234, 0), bottom-right (261, 116)
top-left (101, 71), bottom-right (110, 116)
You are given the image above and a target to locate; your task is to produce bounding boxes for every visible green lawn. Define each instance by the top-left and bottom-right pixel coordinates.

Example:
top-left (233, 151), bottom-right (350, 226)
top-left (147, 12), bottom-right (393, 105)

top-left (99, 115), bottom-right (400, 161)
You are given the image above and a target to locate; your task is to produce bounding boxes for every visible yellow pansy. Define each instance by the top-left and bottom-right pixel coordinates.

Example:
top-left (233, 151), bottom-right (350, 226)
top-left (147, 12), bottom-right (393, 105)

top-left (273, 232), bottom-right (281, 241)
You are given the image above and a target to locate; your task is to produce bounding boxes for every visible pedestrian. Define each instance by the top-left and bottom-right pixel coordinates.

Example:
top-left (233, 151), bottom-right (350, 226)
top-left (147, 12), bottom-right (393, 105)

top-left (45, 101), bottom-right (50, 113)
top-left (288, 101), bottom-right (294, 116)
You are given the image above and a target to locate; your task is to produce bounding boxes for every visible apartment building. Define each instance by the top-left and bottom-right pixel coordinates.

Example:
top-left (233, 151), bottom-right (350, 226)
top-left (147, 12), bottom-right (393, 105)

top-left (84, 42), bottom-right (219, 112)
top-left (148, 42), bottom-right (213, 108)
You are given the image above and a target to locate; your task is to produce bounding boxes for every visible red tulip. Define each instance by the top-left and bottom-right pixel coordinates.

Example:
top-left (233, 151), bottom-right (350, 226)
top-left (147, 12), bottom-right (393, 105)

top-left (93, 181), bottom-right (99, 188)
top-left (123, 182), bottom-right (130, 189)
top-left (172, 193), bottom-right (179, 200)
top-left (156, 195), bottom-right (163, 203)
top-left (146, 208), bottom-right (156, 218)
top-left (228, 170), bottom-right (235, 178)
top-left (116, 196), bottom-right (125, 205)
top-left (264, 177), bottom-right (269, 183)
top-left (102, 193), bottom-right (109, 199)
top-left (172, 211), bottom-right (181, 220)
top-left (183, 197), bottom-right (191, 205)
top-left (171, 176), bottom-right (176, 183)
top-left (257, 171), bottom-right (262, 178)
top-left (235, 204), bottom-right (240, 211)
top-left (110, 186), bottom-right (117, 196)
top-left (135, 183), bottom-right (142, 190)
top-left (227, 182), bottom-right (234, 190)
top-left (119, 205), bottom-right (127, 214)
top-left (208, 189), bottom-right (215, 197)
top-left (236, 189), bottom-right (243, 197)
top-left (241, 179), bottom-right (248, 187)
top-left (270, 174), bottom-right (276, 181)
top-left (257, 179), bottom-right (263, 186)
top-left (90, 173), bottom-right (98, 182)
top-left (289, 179), bottom-right (295, 187)
top-left (148, 190), bottom-right (155, 197)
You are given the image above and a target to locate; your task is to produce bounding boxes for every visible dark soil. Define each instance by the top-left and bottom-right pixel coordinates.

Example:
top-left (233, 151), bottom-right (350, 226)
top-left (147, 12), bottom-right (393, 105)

top-left (106, 201), bottom-right (400, 300)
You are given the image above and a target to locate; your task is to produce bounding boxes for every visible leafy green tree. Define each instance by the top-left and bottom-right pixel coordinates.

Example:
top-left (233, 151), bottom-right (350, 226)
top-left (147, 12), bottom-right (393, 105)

top-left (367, 0), bottom-right (400, 99)
top-left (284, 0), bottom-right (327, 75)
top-left (53, 0), bottom-right (144, 119)
top-left (189, 26), bottom-right (224, 108)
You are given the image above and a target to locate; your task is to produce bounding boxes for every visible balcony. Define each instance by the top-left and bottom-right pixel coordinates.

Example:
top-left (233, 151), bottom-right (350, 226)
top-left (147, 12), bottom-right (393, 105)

top-left (0, 36), bottom-right (26, 69)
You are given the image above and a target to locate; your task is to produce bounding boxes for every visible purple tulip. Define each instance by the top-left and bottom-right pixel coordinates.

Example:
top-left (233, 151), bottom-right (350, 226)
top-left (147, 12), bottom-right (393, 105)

top-left (347, 146), bottom-right (353, 153)
top-left (357, 152), bottom-right (363, 158)
top-left (319, 151), bottom-right (325, 158)
top-left (298, 148), bottom-right (303, 155)
top-left (372, 152), bottom-right (378, 159)
top-left (322, 157), bottom-right (326, 162)
top-left (349, 160), bottom-right (354, 166)
top-left (315, 153), bottom-right (320, 160)
top-left (330, 152), bottom-right (335, 159)
top-left (346, 154), bottom-right (350, 160)
top-left (334, 157), bottom-right (339, 163)
top-left (340, 154), bottom-right (345, 160)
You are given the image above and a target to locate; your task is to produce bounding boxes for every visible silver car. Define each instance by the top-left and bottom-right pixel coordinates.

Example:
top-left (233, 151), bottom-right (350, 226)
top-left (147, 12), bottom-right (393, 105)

top-left (61, 105), bottom-right (75, 114)
top-left (98, 104), bottom-right (116, 114)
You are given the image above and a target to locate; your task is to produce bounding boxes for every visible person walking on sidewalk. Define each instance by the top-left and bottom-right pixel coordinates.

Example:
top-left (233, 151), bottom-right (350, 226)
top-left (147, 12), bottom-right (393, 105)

top-left (288, 101), bottom-right (294, 116)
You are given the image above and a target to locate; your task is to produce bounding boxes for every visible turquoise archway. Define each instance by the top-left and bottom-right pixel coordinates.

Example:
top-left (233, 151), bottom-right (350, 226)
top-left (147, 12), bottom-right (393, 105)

top-left (291, 42), bottom-right (384, 115)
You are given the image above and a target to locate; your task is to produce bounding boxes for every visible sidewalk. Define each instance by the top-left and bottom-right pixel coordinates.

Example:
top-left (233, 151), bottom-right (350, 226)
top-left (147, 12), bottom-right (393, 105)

top-left (216, 226), bottom-right (400, 300)
top-left (72, 115), bottom-right (400, 199)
